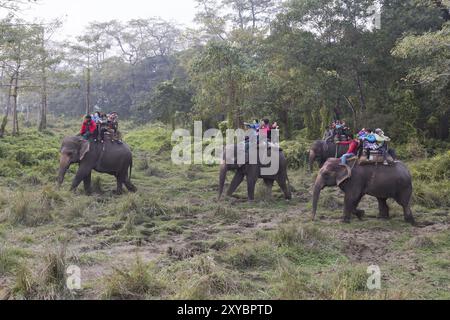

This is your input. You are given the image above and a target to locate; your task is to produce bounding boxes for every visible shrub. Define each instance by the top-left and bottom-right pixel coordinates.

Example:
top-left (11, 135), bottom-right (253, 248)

top-left (280, 138), bottom-right (311, 169)
top-left (103, 257), bottom-right (165, 300)
top-left (13, 243), bottom-right (72, 300)
top-left (0, 247), bottom-right (21, 275)
top-left (395, 138), bottom-right (427, 161)
top-left (222, 243), bottom-right (277, 270)
top-left (272, 224), bottom-right (328, 248)
top-left (6, 192), bottom-right (53, 227)
top-left (413, 180), bottom-right (450, 208)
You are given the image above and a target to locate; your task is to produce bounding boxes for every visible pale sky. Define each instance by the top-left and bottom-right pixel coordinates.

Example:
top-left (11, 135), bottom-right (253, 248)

top-left (16, 0), bottom-right (198, 39)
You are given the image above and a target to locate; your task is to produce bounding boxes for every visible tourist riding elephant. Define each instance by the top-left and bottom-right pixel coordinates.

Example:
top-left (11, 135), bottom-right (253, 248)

top-left (58, 136), bottom-right (137, 194)
top-left (311, 158), bottom-right (415, 224)
top-left (219, 144), bottom-right (292, 201)
top-left (308, 140), bottom-right (349, 172)
top-left (308, 140), bottom-right (398, 172)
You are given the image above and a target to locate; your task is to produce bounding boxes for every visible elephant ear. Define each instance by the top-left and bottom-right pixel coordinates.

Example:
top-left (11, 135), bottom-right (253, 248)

top-left (336, 164), bottom-right (352, 187)
top-left (79, 140), bottom-right (90, 161)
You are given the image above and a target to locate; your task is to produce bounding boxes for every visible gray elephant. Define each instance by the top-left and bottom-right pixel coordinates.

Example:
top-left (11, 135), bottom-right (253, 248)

top-left (58, 136), bottom-right (137, 194)
top-left (312, 158), bottom-right (415, 224)
top-left (308, 140), bottom-right (349, 172)
top-left (219, 144), bottom-right (292, 201)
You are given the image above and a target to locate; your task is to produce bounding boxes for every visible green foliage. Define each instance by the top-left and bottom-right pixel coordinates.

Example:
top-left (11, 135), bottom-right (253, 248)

top-left (124, 124), bottom-right (172, 154)
top-left (410, 151), bottom-right (450, 181)
top-left (280, 136), bottom-right (311, 169)
top-left (411, 151), bottom-right (450, 207)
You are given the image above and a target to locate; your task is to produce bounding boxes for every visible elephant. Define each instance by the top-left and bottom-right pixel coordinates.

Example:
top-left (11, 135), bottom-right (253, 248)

top-left (58, 136), bottom-right (137, 194)
top-left (218, 144), bottom-right (292, 201)
top-left (311, 158), bottom-right (415, 225)
top-left (308, 140), bottom-right (349, 172)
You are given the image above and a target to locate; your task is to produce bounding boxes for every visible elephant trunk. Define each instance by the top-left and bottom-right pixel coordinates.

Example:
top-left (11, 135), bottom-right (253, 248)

top-left (218, 162), bottom-right (227, 200)
top-left (58, 154), bottom-right (71, 187)
top-left (312, 176), bottom-right (325, 220)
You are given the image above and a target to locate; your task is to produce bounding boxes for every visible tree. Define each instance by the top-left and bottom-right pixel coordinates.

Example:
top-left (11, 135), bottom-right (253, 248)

top-left (148, 80), bottom-right (193, 129)
top-left (0, 18), bottom-right (41, 136)
top-left (37, 20), bottom-right (63, 131)
top-left (393, 21), bottom-right (450, 139)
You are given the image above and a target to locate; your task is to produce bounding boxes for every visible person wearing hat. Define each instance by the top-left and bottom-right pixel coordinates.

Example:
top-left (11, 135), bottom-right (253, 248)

top-left (375, 129), bottom-right (391, 165)
top-left (80, 114), bottom-right (97, 141)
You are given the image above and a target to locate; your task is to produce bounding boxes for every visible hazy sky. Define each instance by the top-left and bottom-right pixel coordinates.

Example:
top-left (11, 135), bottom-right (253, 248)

top-left (17, 0), bottom-right (198, 39)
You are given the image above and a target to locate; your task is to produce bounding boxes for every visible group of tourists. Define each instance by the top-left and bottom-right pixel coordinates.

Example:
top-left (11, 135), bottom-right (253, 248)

top-left (244, 119), bottom-right (280, 142)
top-left (79, 111), bottom-right (122, 144)
top-left (338, 128), bottom-right (392, 166)
top-left (323, 120), bottom-right (352, 143)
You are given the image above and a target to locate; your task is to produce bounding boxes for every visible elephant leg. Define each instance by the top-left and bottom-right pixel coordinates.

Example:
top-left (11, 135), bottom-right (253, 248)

top-left (343, 193), bottom-right (362, 223)
top-left (71, 170), bottom-right (88, 192)
top-left (377, 198), bottom-right (390, 220)
top-left (353, 208), bottom-right (366, 220)
top-left (395, 194), bottom-right (415, 225)
top-left (124, 179), bottom-right (137, 193)
top-left (119, 170), bottom-right (137, 193)
top-left (83, 173), bottom-right (92, 195)
top-left (227, 172), bottom-right (245, 197)
top-left (263, 179), bottom-right (274, 198)
top-left (277, 177), bottom-right (292, 200)
top-left (246, 175), bottom-right (258, 201)
top-left (115, 175), bottom-right (124, 195)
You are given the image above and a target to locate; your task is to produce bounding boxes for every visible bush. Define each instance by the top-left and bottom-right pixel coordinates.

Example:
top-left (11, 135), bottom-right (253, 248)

top-left (394, 138), bottom-right (427, 161)
top-left (280, 138), bottom-right (311, 169)
top-left (5, 192), bottom-right (53, 226)
top-left (222, 243), bottom-right (277, 270)
top-left (410, 151), bottom-right (450, 208)
top-left (103, 257), bottom-right (165, 300)
top-left (413, 180), bottom-right (450, 208)
top-left (13, 243), bottom-right (73, 300)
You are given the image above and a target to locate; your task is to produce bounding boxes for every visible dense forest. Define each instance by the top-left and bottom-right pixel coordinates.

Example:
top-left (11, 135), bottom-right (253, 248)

top-left (0, 0), bottom-right (449, 143)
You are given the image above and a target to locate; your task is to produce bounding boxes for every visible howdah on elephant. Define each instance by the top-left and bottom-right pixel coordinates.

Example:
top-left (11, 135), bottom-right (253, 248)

top-left (58, 136), bottom-right (137, 194)
top-left (308, 139), bottom-right (398, 172)
top-left (312, 158), bottom-right (415, 224)
top-left (219, 144), bottom-right (292, 201)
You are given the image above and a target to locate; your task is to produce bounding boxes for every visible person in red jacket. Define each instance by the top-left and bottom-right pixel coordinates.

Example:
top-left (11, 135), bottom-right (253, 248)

top-left (337, 137), bottom-right (360, 165)
top-left (80, 115), bottom-right (97, 140)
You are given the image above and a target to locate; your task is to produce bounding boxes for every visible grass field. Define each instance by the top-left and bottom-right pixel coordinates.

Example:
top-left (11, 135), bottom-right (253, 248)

top-left (0, 121), bottom-right (449, 300)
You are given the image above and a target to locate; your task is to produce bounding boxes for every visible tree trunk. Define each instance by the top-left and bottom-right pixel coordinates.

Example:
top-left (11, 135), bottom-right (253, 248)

top-left (0, 76), bottom-right (14, 138)
top-left (39, 75), bottom-right (48, 131)
top-left (85, 66), bottom-right (91, 115)
top-left (344, 95), bottom-right (358, 130)
top-left (39, 31), bottom-right (48, 132)
top-left (12, 74), bottom-right (19, 136)
top-left (356, 72), bottom-right (366, 124)
top-left (282, 104), bottom-right (291, 140)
